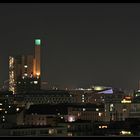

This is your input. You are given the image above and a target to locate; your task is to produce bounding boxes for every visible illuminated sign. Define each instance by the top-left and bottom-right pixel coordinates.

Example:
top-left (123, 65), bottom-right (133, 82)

top-left (35, 39), bottom-right (41, 45)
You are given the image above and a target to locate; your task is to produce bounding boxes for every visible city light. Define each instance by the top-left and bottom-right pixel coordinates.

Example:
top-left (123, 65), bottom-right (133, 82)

top-left (35, 39), bottom-right (41, 45)
top-left (96, 108), bottom-right (99, 111)
top-left (34, 81), bottom-right (38, 84)
top-left (16, 108), bottom-right (19, 111)
top-left (68, 116), bottom-right (75, 122)
top-left (99, 125), bottom-right (108, 129)
top-left (120, 131), bottom-right (132, 135)
top-left (121, 99), bottom-right (131, 104)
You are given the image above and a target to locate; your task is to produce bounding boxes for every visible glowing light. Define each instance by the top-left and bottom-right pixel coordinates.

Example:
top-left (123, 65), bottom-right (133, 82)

top-left (68, 116), bottom-right (75, 122)
top-left (98, 112), bottom-right (102, 117)
top-left (83, 108), bottom-right (86, 111)
top-left (49, 129), bottom-right (54, 134)
top-left (96, 108), bottom-right (99, 111)
top-left (120, 131), bottom-right (132, 135)
top-left (16, 108), bottom-right (19, 111)
top-left (34, 81), bottom-right (38, 84)
top-left (121, 99), bottom-right (131, 104)
top-left (99, 125), bottom-right (108, 129)
top-left (36, 72), bottom-right (40, 76)
top-left (0, 108), bottom-right (2, 111)
top-left (0, 103), bottom-right (2, 105)
top-left (94, 86), bottom-right (103, 91)
top-left (9, 56), bottom-right (15, 94)
top-left (35, 39), bottom-right (41, 45)
top-left (24, 65), bottom-right (28, 68)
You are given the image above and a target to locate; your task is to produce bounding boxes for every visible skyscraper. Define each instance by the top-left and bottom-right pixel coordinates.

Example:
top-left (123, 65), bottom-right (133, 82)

top-left (9, 39), bottom-right (41, 94)
top-left (34, 39), bottom-right (41, 78)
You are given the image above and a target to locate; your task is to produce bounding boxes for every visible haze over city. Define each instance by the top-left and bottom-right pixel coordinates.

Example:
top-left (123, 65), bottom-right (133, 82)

top-left (0, 3), bottom-right (140, 89)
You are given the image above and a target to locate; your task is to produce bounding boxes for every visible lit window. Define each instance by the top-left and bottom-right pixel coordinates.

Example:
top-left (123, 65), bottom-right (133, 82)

top-left (120, 131), bottom-right (132, 135)
top-left (123, 108), bottom-right (127, 112)
top-left (34, 81), bottom-right (38, 84)
top-left (99, 126), bottom-right (102, 128)
top-left (82, 99), bottom-right (85, 102)
top-left (83, 108), bottom-right (86, 111)
top-left (96, 108), bottom-right (99, 111)
top-left (121, 99), bottom-right (131, 104)
top-left (102, 125), bottom-right (108, 128)
top-left (67, 132), bottom-right (73, 136)
top-left (110, 104), bottom-right (114, 111)
top-left (99, 112), bottom-right (102, 117)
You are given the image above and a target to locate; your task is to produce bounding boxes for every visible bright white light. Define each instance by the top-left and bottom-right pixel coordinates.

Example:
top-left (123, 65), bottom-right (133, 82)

top-left (34, 81), bottom-right (38, 84)
top-left (0, 103), bottom-right (2, 105)
top-left (24, 65), bottom-right (28, 68)
top-left (24, 73), bottom-right (28, 76)
top-left (98, 112), bottom-right (102, 117)
top-left (96, 108), bottom-right (99, 111)
top-left (16, 108), bottom-right (19, 111)
top-left (120, 131), bottom-right (131, 135)
top-left (68, 116), bottom-right (75, 122)
top-left (83, 108), bottom-right (86, 111)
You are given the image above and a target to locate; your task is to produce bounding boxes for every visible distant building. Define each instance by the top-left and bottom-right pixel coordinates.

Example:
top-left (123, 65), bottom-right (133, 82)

top-left (24, 104), bottom-right (68, 126)
top-left (9, 39), bottom-right (41, 94)
top-left (13, 90), bottom-right (74, 107)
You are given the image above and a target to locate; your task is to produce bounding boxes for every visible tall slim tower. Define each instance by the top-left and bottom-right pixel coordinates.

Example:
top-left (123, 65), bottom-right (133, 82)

top-left (34, 39), bottom-right (41, 78)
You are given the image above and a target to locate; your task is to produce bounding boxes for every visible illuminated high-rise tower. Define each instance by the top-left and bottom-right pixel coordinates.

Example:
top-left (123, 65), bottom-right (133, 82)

top-left (9, 39), bottom-right (41, 94)
top-left (34, 39), bottom-right (41, 78)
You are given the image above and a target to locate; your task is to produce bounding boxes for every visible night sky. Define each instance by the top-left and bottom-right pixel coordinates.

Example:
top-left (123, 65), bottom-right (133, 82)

top-left (0, 3), bottom-right (140, 90)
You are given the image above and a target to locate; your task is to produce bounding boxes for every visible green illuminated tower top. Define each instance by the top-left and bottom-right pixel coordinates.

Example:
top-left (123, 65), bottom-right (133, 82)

top-left (35, 39), bottom-right (41, 45)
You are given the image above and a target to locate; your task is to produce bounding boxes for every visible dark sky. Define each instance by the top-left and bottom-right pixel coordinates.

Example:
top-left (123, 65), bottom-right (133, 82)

top-left (0, 3), bottom-right (140, 90)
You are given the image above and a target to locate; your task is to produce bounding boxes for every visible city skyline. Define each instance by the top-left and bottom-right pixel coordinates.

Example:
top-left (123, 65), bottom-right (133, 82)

top-left (1, 3), bottom-right (140, 89)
